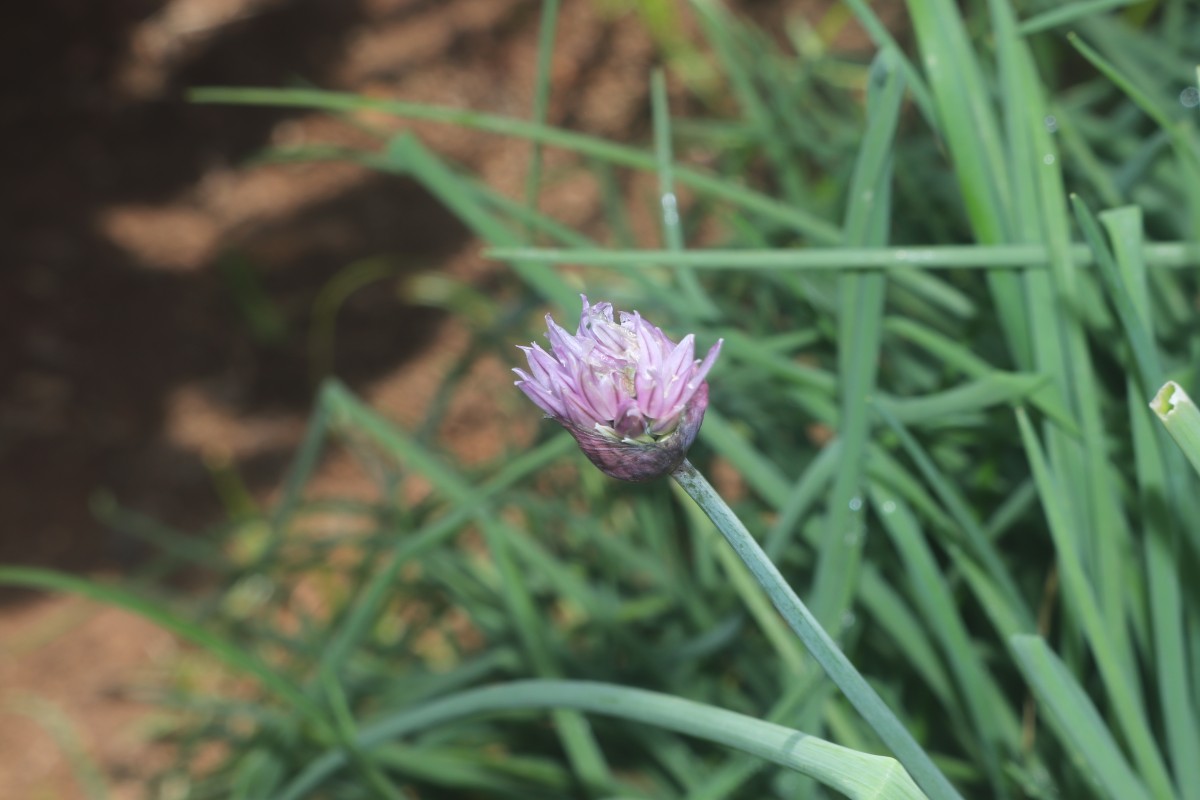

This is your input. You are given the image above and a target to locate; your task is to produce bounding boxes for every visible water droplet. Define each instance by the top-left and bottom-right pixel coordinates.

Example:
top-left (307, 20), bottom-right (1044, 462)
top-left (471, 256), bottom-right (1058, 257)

top-left (881, 500), bottom-right (897, 514)
top-left (1043, 114), bottom-right (1058, 132)
top-left (661, 192), bottom-right (680, 226)
top-left (841, 610), bottom-right (857, 629)
top-left (848, 496), bottom-right (863, 512)
top-left (894, 248), bottom-right (933, 264)
top-left (1043, 154), bottom-right (1056, 166)
top-left (1181, 87), bottom-right (1200, 109)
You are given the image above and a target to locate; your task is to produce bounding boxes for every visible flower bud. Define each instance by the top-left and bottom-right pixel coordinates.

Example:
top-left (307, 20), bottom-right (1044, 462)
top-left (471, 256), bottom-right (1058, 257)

top-left (514, 296), bottom-right (722, 481)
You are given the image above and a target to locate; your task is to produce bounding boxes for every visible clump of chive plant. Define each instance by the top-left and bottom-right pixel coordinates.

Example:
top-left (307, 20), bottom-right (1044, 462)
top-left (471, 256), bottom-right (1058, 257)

top-left (515, 296), bottom-right (961, 800)
top-left (514, 295), bottom-right (722, 481)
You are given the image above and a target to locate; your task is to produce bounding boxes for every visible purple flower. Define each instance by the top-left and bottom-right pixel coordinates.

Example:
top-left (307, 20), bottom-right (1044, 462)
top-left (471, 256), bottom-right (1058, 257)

top-left (514, 296), bottom-right (722, 481)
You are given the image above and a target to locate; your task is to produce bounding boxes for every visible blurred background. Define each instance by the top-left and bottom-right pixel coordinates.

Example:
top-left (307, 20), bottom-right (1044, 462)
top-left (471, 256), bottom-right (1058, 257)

top-left (0, 0), bottom-right (883, 796)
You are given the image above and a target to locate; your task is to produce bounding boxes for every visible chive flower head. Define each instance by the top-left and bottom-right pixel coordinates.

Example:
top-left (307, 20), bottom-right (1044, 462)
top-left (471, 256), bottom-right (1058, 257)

top-left (514, 296), bottom-right (721, 481)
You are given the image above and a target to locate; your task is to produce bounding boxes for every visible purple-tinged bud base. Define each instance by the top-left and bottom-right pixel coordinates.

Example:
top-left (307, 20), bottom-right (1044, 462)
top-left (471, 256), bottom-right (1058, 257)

top-left (566, 384), bottom-right (708, 482)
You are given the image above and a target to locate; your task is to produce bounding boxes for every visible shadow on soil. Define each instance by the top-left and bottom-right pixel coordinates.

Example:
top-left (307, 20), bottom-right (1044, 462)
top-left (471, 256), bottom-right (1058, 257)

top-left (0, 0), bottom-right (470, 593)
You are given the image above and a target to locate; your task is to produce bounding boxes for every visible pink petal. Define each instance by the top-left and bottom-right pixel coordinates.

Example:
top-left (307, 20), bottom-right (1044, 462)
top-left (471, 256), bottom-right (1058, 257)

top-left (663, 335), bottom-right (696, 384)
top-left (690, 338), bottom-right (723, 387)
top-left (520, 343), bottom-right (560, 386)
top-left (635, 365), bottom-right (666, 417)
top-left (546, 316), bottom-right (588, 359)
top-left (515, 372), bottom-right (565, 418)
top-left (563, 389), bottom-right (607, 429)
top-left (580, 370), bottom-right (620, 421)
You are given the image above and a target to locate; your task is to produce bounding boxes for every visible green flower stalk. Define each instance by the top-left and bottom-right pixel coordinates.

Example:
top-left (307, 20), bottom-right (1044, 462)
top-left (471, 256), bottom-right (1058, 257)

top-left (670, 459), bottom-right (958, 800)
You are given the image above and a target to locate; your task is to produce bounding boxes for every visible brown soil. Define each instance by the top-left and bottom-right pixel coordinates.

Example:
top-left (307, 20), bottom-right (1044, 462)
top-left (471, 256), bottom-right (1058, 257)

top-left (0, 1), bottom-right (879, 796)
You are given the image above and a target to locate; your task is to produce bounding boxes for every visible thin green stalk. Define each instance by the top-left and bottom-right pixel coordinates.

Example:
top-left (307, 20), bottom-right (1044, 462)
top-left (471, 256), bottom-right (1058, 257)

top-left (1016, 408), bottom-right (1178, 799)
top-left (809, 49), bottom-right (900, 628)
top-left (319, 668), bottom-right (407, 800)
top-left (870, 488), bottom-right (1013, 799)
top-left (1010, 636), bottom-right (1153, 800)
top-left (692, 0), bottom-right (807, 205)
top-left (1018, 0), bottom-right (1143, 35)
top-left (670, 459), bottom-right (962, 800)
top-left (316, 381), bottom-right (614, 791)
top-left (277, 679), bottom-right (927, 800)
top-left (485, 242), bottom-right (1200, 270)
top-left (523, 0), bottom-right (561, 237)
top-left (190, 86), bottom-right (841, 244)
top-left (650, 68), bottom-right (718, 319)
top-left (1131, 379), bottom-right (1200, 800)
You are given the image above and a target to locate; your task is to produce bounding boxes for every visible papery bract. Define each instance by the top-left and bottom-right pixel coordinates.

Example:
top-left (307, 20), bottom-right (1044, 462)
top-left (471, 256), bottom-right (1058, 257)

top-left (514, 296), bottom-right (722, 481)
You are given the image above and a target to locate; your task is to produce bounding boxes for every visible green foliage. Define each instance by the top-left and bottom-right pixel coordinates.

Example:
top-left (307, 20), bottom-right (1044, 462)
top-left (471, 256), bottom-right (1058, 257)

top-left (5, 1), bottom-right (1200, 797)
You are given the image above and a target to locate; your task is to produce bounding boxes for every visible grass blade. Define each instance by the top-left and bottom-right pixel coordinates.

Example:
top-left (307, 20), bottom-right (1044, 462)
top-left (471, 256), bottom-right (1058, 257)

top-left (1010, 635), bottom-right (1153, 800)
top-left (278, 679), bottom-right (928, 800)
top-left (809, 49), bottom-right (903, 627)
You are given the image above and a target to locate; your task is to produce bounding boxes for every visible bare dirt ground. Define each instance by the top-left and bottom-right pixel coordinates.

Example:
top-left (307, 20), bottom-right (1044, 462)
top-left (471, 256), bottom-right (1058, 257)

top-left (0, 1), bottom-right (880, 795)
